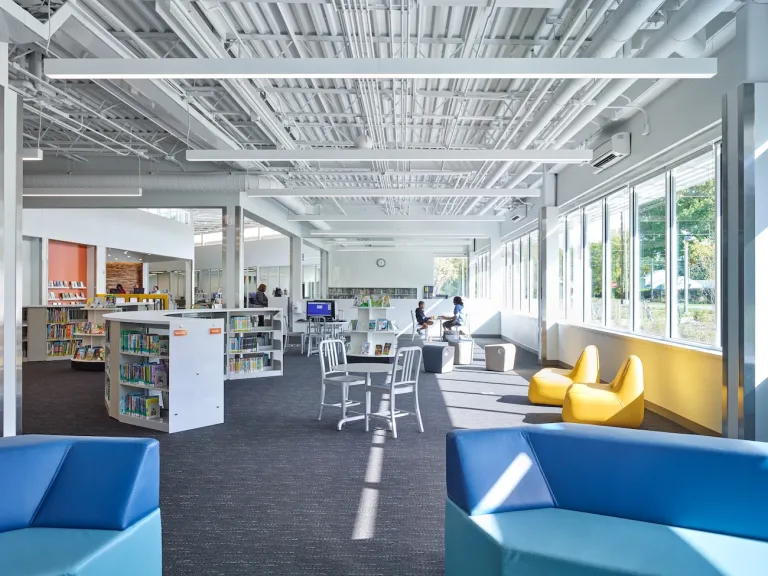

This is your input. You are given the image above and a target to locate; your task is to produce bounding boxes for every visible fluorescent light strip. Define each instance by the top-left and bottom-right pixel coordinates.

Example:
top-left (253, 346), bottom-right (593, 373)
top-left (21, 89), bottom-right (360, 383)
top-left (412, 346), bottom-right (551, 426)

top-left (23, 188), bottom-right (143, 197)
top-left (247, 187), bottom-right (537, 198)
top-left (188, 149), bottom-right (591, 163)
top-left (45, 58), bottom-right (718, 81)
top-left (287, 214), bottom-right (505, 222)
top-left (310, 232), bottom-right (483, 237)
top-left (22, 148), bottom-right (43, 161)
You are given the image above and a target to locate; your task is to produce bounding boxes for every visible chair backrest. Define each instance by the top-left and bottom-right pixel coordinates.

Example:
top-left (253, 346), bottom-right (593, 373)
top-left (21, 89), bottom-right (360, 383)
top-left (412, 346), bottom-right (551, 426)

top-left (569, 344), bottom-right (600, 383)
top-left (410, 310), bottom-right (416, 333)
top-left (612, 355), bottom-right (644, 404)
top-left (391, 346), bottom-right (422, 387)
top-left (309, 316), bottom-right (326, 334)
top-left (319, 339), bottom-right (347, 377)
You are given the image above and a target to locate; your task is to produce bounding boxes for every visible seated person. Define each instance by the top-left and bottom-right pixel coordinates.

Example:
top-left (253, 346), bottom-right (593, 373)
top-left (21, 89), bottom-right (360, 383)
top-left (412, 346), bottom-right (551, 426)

top-left (442, 296), bottom-right (466, 335)
top-left (415, 301), bottom-right (433, 335)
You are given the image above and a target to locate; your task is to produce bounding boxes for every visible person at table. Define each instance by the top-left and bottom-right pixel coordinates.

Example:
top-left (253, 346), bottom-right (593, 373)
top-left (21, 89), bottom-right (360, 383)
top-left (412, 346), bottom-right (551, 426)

top-left (254, 283), bottom-right (269, 327)
top-left (132, 284), bottom-right (141, 294)
top-left (442, 296), bottom-right (466, 335)
top-left (150, 285), bottom-right (160, 294)
top-left (114, 284), bottom-right (126, 295)
top-left (415, 301), bottom-right (433, 336)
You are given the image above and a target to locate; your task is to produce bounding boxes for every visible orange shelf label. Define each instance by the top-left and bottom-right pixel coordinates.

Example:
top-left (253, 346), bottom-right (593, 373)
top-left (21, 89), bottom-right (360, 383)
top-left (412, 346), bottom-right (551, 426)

top-left (173, 329), bottom-right (188, 336)
top-left (209, 327), bottom-right (222, 335)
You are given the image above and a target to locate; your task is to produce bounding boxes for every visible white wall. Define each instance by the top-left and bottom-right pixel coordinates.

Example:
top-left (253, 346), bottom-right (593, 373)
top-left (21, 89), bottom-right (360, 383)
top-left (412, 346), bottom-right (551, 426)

top-left (194, 237), bottom-right (290, 270)
top-left (329, 250), bottom-right (433, 291)
top-left (23, 209), bottom-right (194, 260)
top-left (501, 311), bottom-right (539, 353)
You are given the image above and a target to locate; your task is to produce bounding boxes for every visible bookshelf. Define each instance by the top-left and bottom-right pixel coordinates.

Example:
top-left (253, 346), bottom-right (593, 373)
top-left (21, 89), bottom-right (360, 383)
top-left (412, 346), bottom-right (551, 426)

top-left (96, 293), bottom-right (169, 310)
top-left (70, 307), bottom-right (116, 371)
top-left (47, 280), bottom-right (87, 305)
top-left (104, 312), bottom-right (225, 433)
top-left (329, 287), bottom-right (417, 299)
top-left (25, 305), bottom-right (87, 361)
top-left (347, 304), bottom-right (398, 359)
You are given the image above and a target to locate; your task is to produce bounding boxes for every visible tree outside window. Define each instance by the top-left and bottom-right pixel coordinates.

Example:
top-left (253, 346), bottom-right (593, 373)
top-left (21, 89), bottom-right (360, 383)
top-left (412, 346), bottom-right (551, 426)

top-left (434, 257), bottom-right (468, 298)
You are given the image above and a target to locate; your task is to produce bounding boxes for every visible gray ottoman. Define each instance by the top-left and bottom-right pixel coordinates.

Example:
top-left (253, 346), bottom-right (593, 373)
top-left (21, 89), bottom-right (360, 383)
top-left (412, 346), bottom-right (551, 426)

top-left (423, 344), bottom-right (455, 373)
top-left (485, 343), bottom-right (517, 372)
top-left (449, 338), bottom-right (474, 365)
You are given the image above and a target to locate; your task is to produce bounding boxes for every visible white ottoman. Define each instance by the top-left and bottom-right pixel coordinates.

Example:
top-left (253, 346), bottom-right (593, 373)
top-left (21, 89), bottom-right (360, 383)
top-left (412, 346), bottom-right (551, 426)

top-left (449, 339), bottom-right (474, 365)
top-left (485, 343), bottom-right (517, 372)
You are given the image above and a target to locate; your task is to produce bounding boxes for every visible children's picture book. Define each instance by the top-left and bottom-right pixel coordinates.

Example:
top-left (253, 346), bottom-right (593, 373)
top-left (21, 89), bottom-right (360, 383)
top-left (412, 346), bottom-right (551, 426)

top-left (375, 344), bottom-right (383, 356)
top-left (376, 318), bottom-right (388, 331)
top-left (383, 343), bottom-right (392, 356)
top-left (368, 320), bottom-right (376, 331)
top-left (74, 347), bottom-right (87, 360)
top-left (382, 295), bottom-right (391, 308)
top-left (349, 319), bottom-right (358, 330)
top-left (361, 342), bottom-right (371, 355)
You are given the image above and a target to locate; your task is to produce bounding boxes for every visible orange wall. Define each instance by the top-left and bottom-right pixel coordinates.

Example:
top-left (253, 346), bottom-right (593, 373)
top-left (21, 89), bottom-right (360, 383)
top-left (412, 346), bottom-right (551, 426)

top-left (48, 240), bottom-right (88, 285)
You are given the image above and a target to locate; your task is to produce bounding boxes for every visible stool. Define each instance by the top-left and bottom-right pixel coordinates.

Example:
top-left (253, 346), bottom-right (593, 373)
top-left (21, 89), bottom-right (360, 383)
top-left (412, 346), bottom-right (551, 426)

top-left (485, 343), bottom-right (517, 372)
top-left (423, 344), bottom-right (454, 373)
top-left (449, 339), bottom-right (474, 365)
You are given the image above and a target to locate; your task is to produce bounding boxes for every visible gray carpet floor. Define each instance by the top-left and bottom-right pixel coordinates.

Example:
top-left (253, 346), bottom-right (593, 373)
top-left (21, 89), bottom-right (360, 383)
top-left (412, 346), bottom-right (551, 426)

top-left (22, 337), bottom-right (689, 576)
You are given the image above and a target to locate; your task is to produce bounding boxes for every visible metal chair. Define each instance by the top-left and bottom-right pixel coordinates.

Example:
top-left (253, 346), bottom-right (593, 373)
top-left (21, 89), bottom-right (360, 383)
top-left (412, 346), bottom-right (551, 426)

top-left (283, 313), bottom-right (304, 353)
top-left (318, 339), bottom-right (365, 430)
top-left (306, 316), bottom-right (326, 357)
top-left (365, 346), bottom-right (424, 439)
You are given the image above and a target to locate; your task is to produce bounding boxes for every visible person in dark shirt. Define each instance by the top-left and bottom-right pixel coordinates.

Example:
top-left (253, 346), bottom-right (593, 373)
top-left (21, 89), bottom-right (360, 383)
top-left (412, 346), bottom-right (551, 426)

top-left (114, 284), bottom-right (126, 294)
top-left (254, 284), bottom-right (269, 307)
top-left (415, 300), bottom-right (433, 336)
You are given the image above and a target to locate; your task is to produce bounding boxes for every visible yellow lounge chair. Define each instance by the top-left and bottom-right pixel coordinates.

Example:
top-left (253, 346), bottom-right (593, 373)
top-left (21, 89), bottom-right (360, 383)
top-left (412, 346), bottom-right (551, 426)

top-left (527, 345), bottom-right (600, 406)
top-left (562, 355), bottom-right (644, 429)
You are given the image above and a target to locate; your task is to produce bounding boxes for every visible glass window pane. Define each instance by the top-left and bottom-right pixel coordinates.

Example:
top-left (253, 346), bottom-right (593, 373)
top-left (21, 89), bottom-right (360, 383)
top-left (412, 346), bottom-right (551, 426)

top-left (513, 239), bottom-right (521, 311)
top-left (674, 152), bottom-right (717, 345)
top-left (558, 218), bottom-right (566, 317)
top-left (566, 211), bottom-right (582, 321)
top-left (434, 257), bottom-right (468, 297)
top-left (584, 203), bottom-right (604, 325)
top-left (607, 190), bottom-right (631, 329)
top-left (521, 237), bottom-right (530, 313)
top-left (637, 174), bottom-right (667, 337)
top-left (530, 231), bottom-right (539, 316)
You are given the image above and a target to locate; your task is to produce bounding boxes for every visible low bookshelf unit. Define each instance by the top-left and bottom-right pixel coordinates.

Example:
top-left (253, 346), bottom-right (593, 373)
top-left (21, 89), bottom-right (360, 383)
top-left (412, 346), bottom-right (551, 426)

top-left (347, 304), bottom-right (398, 361)
top-left (25, 305), bottom-right (87, 362)
top-left (104, 311), bottom-right (225, 433)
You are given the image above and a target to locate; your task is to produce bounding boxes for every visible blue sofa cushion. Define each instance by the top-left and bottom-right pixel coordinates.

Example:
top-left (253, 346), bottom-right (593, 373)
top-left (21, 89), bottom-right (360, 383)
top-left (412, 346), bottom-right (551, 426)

top-left (0, 435), bottom-right (159, 532)
top-left (0, 509), bottom-right (162, 576)
top-left (526, 424), bottom-right (768, 542)
top-left (447, 500), bottom-right (768, 576)
top-left (446, 428), bottom-right (554, 516)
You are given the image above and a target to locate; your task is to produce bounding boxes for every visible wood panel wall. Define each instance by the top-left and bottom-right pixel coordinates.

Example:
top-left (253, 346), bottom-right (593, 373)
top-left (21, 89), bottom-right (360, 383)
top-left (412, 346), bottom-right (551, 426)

top-left (106, 262), bottom-right (143, 291)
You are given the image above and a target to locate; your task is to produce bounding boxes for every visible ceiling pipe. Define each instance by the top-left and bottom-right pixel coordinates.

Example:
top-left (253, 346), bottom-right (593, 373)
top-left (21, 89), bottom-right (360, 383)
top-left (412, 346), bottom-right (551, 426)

top-left (482, 0), bottom-right (665, 190)
top-left (506, 0), bottom-right (732, 189)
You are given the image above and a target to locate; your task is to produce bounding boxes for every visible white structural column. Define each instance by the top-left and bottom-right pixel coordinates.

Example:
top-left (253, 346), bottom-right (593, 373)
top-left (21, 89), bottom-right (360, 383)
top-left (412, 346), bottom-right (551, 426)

top-left (0, 42), bottom-right (23, 436)
top-left (489, 228), bottom-right (504, 303)
top-left (320, 249), bottom-right (329, 298)
top-left (538, 174), bottom-right (559, 364)
top-left (95, 246), bottom-right (107, 294)
top-left (290, 236), bottom-right (303, 300)
top-left (722, 1), bottom-right (768, 440)
top-left (222, 205), bottom-right (244, 308)
top-left (185, 260), bottom-right (193, 310)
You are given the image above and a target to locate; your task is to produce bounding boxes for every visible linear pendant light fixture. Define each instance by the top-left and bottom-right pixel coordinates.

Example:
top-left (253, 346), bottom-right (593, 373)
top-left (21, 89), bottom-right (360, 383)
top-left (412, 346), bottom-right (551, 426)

top-left (44, 57), bottom-right (717, 81)
top-left (22, 148), bottom-right (43, 161)
top-left (245, 187), bottom-right (538, 198)
top-left (23, 188), bottom-right (143, 197)
top-left (188, 149), bottom-right (591, 163)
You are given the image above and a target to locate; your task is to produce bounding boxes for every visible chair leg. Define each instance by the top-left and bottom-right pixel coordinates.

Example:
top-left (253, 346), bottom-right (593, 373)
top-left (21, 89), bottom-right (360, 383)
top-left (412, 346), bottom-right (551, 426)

top-left (365, 387), bottom-right (371, 432)
top-left (317, 382), bottom-right (325, 420)
top-left (338, 384), bottom-right (348, 430)
top-left (415, 390), bottom-right (424, 433)
top-left (390, 392), bottom-right (398, 439)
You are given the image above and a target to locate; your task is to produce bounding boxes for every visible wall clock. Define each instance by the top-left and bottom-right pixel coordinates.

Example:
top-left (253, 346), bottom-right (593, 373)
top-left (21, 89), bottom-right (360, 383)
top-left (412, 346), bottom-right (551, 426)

top-left (376, 258), bottom-right (386, 268)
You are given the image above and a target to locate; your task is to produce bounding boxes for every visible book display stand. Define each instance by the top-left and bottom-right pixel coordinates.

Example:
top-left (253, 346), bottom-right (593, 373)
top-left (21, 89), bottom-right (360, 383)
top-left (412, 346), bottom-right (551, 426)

top-left (347, 296), bottom-right (397, 360)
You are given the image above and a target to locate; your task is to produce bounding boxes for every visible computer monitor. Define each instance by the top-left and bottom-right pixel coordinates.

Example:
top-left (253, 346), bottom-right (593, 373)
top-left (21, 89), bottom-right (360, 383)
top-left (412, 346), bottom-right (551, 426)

top-left (307, 300), bottom-right (335, 320)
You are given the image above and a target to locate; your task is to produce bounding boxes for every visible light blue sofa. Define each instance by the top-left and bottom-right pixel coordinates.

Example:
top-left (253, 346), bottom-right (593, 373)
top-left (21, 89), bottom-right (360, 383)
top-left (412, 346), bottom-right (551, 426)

top-left (0, 435), bottom-right (161, 576)
top-left (446, 424), bottom-right (768, 576)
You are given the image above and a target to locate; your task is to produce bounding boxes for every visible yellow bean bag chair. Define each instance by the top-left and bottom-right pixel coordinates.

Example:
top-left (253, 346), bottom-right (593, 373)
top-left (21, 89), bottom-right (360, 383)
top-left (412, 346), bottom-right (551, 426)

top-left (563, 355), bottom-right (644, 429)
top-left (527, 345), bottom-right (600, 406)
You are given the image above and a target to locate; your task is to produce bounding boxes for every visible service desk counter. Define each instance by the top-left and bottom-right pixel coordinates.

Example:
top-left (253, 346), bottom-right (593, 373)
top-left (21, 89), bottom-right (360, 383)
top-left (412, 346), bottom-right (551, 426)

top-left (104, 308), bottom-right (284, 433)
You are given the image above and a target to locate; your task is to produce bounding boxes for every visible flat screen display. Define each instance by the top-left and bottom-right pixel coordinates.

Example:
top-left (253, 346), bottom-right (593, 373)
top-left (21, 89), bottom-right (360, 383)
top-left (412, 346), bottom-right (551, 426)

top-left (307, 300), bottom-right (334, 318)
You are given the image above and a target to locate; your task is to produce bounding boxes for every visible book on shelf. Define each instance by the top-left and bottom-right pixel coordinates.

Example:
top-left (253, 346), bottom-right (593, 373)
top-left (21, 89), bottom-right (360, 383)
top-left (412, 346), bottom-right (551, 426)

top-left (122, 392), bottom-right (161, 420)
top-left (383, 343), bottom-right (392, 355)
top-left (228, 354), bottom-right (270, 374)
top-left (119, 362), bottom-right (168, 387)
top-left (376, 318), bottom-right (389, 331)
top-left (349, 319), bottom-right (358, 331)
top-left (368, 320), bottom-right (376, 331)
top-left (228, 333), bottom-right (270, 352)
top-left (120, 331), bottom-right (169, 355)
top-left (361, 342), bottom-right (371, 355)
top-left (230, 316), bottom-right (256, 332)
top-left (375, 344), bottom-right (383, 356)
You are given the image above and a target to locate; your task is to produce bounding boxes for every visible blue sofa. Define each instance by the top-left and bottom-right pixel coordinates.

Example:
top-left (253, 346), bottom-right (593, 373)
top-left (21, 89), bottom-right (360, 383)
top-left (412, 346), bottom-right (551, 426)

top-left (446, 424), bottom-right (768, 576)
top-left (0, 435), bottom-right (161, 576)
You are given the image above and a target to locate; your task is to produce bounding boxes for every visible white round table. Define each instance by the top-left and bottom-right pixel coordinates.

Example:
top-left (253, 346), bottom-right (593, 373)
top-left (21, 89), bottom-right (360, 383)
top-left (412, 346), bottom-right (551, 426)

top-left (333, 362), bottom-right (400, 431)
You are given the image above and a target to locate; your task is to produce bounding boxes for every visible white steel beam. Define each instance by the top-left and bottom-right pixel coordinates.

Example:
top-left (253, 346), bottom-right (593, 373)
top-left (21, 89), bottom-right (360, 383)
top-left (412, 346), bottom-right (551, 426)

top-left (288, 214), bottom-right (505, 222)
top-left (247, 187), bottom-right (537, 198)
top-left (23, 188), bottom-right (142, 197)
top-left (45, 58), bottom-right (718, 80)
top-left (188, 149), bottom-right (591, 163)
top-left (310, 232), bottom-right (487, 237)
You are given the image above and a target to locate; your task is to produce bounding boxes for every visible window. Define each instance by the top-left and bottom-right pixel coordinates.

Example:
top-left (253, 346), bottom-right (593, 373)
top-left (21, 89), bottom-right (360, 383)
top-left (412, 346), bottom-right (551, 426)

top-left (434, 256), bottom-right (468, 297)
top-left (512, 239), bottom-right (521, 310)
top-left (504, 242), bottom-right (514, 309)
top-left (521, 236), bottom-right (530, 312)
top-left (558, 217), bottom-right (566, 317)
top-left (607, 190), bottom-right (631, 329)
top-left (474, 250), bottom-right (490, 299)
top-left (566, 211), bottom-right (582, 321)
top-left (530, 231), bottom-right (539, 312)
top-left (636, 174), bottom-right (667, 337)
top-left (673, 153), bottom-right (717, 345)
top-left (584, 202), bottom-right (604, 325)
